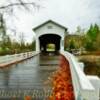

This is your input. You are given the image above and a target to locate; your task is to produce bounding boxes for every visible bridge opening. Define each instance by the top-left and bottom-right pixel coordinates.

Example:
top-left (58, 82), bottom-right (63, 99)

top-left (46, 43), bottom-right (56, 52)
top-left (39, 34), bottom-right (61, 53)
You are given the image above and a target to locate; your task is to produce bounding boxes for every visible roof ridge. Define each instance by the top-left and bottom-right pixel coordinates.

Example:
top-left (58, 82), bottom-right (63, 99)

top-left (33, 19), bottom-right (67, 31)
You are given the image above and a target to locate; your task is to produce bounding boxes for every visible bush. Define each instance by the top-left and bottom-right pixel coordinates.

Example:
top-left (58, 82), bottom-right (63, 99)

top-left (0, 47), bottom-right (11, 55)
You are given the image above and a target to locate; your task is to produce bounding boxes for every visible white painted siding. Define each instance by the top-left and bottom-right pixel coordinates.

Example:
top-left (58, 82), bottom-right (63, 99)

top-left (34, 22), bottom-right (65, 39)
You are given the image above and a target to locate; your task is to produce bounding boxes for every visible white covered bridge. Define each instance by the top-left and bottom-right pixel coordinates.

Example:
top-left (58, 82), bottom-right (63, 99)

top-left (33, 20), bottom-right (67, 52)
top-left (33, 20), bottom-right (100, 100)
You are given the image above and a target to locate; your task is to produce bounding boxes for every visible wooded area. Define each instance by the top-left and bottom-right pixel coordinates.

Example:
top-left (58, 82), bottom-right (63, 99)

top-left (64, 24), bottom-right (100, 54)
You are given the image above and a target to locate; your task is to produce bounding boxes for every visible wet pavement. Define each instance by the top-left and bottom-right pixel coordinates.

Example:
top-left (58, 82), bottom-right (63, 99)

top-left (0, 53), bottom-right (60, 99)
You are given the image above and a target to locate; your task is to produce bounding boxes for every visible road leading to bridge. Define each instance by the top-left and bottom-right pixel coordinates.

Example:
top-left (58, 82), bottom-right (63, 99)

top-left (0, 54), bottom-right (60, 89)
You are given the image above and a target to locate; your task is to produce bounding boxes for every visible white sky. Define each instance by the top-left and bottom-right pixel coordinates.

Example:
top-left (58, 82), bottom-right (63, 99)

top-left (0, 0), bottom-right (100, 42)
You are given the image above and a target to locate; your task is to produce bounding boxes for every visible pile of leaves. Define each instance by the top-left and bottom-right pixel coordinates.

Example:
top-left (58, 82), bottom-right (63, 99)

top-left (48, 55), bottom-right (75, 100)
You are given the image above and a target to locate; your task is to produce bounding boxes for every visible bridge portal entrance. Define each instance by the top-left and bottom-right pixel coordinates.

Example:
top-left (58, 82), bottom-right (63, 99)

top-left (39, 34), bottom-right (61, 53)
top-left (33, 20), bottom-right (68, 53)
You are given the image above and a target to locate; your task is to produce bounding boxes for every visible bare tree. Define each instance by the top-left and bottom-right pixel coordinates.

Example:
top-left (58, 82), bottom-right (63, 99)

top-left (0, 0), bottom-right (41, 13)
top-left (0, 14), bottom-right (6, 36)
top-left (0, 0), bottom-right (42, 36)
top-left (19, 32), bottom-right (25, 45)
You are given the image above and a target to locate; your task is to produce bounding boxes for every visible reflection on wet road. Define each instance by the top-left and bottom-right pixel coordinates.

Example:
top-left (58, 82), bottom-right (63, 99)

top-left (0, 54), bottom-right (60, 90)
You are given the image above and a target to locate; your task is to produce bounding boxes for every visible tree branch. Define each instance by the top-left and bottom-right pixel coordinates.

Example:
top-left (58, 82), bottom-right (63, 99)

top-left (0, 2), bottom-right (39, 9)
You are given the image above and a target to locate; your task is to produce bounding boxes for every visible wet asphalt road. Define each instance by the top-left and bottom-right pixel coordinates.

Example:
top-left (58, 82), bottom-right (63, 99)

top-left (0, 53), bottom-right (60, 99)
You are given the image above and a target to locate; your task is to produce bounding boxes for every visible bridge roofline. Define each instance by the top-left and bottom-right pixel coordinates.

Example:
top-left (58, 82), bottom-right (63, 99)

top-left (33, 19), bottom-right (68, 31)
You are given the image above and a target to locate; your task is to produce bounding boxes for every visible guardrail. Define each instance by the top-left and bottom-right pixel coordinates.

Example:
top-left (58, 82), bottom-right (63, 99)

top-left (61, 51), bottom-right (100, 100)
top-left (0, 51), bottom-right (39, 67)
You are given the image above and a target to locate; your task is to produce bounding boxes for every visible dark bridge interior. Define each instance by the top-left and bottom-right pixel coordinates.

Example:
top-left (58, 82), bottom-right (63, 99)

top-left (39, 34), bottom-right (61, 53)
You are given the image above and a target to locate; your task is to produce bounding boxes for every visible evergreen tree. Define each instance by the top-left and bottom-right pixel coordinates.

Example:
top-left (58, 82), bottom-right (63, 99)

top-left (85, 24), bottom-right (100, 51)
top-left (69, 40), bottom-right (75, 49)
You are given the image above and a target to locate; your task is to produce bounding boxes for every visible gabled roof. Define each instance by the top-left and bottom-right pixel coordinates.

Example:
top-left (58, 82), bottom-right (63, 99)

top-left (33, 19), bottom-right (67, 31)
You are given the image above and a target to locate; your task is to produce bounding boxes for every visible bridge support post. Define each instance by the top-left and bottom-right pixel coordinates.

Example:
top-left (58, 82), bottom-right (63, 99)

top-left (36, 38), bottom-right (40, 52)
top-left (60, 38), bottom-right (64, 52)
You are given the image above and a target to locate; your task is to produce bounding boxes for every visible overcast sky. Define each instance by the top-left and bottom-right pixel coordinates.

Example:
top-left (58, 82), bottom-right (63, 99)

top-left (1, 0), bottom-right (100, 42)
